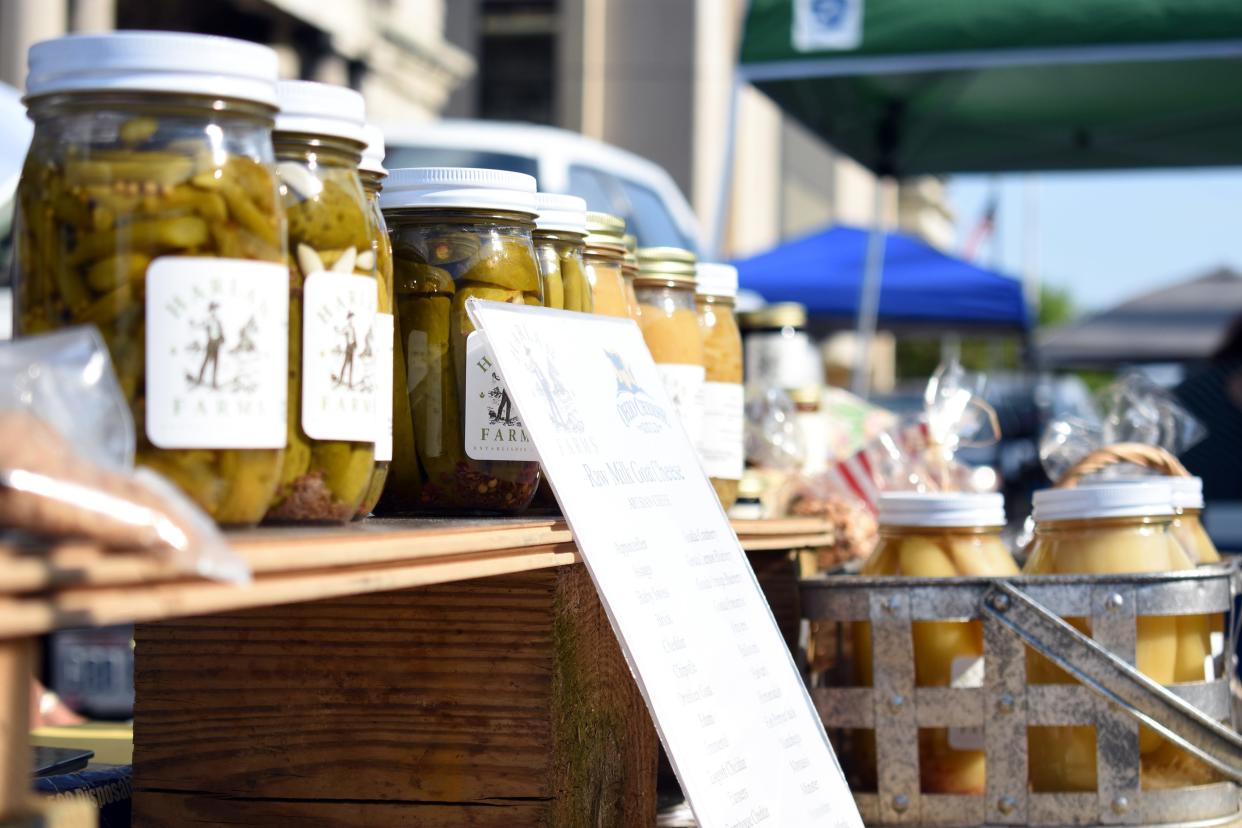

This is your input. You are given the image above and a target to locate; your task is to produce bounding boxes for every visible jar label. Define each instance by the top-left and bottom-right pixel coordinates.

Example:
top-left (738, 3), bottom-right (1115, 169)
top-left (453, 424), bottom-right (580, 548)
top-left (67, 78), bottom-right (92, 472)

top-left (948, 655), bottom-right (985, 751)
top-left (656, 364), bottom-right (706, 446)
top-left (373, 312), bottom-right (394, 462)
top-left (464, 331), bottom-right (538, 461)
top-left (300, 271), bottom-right (378, 442)
top-left (145, 256), bottom-right (288, 449)
top-left (700, 381), bottom-right (743, 481)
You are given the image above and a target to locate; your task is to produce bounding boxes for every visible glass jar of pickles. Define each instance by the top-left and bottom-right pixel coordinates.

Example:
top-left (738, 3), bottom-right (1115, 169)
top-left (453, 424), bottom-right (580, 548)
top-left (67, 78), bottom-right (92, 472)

top-left (381, 167), bottom-right (542, 513)
top-left (635, 247), bottom-right (705, 447)
top-left (354, 124), bottom-right (393, 518)
top-left (1025, 482), bottom-right (1212, 791)
top-left (533, 193), bottom-right (591, 312)
top-left (263, 81), bottom-right (377, 524)
top-left (858, 492), bottom-right (1016, 795)
top-left (14, 32), bottom-right (288, 525)
top-left (1170, 476), bottom-right (1219, 564)
top-left (695, 262), bottom-right (743, 510)
top-left (584, 211), bottom-right (630, 318)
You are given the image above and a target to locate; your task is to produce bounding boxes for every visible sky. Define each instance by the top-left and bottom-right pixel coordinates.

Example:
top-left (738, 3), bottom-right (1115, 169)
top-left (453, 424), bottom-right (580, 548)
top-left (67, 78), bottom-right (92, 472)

top-left (947, 169), bottom-right (1242, 313)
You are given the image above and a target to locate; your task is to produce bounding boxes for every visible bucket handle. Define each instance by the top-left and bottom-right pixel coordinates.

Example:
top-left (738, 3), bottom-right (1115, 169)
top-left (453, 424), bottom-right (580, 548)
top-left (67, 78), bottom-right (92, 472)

top-left (981, 580), bottom-right (1242, 782)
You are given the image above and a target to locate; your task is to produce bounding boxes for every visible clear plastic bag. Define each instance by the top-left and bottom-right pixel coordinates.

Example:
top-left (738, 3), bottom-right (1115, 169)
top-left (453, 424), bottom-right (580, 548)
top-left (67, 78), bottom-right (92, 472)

top-left (0, 328), bottom-right (248, 583)
top-left (1040, 371), bottom-right (1205, 484)
top-left (744, 385), bottom-right (804, 471)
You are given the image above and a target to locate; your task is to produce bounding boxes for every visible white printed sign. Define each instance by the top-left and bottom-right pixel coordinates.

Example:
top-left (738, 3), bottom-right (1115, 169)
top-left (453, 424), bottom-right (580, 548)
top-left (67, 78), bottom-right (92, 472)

top-left (145, 256), bottom-right (287, 449)
top-left (301, 271), bottom-right (377, 441)
top-left (793, 0), bottom-right (864, 52)
top-left (467, 301), bottom-right (862, 828)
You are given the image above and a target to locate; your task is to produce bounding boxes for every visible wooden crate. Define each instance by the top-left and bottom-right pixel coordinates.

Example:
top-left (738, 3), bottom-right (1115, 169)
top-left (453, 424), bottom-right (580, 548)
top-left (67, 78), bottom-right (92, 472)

top-left (132, 564), bottom-right (657, 827)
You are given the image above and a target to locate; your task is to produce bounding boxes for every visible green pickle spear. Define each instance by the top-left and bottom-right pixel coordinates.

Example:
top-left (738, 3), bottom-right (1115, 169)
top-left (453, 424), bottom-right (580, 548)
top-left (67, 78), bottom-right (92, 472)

top-left (13, 116), bottom-right (287, 525)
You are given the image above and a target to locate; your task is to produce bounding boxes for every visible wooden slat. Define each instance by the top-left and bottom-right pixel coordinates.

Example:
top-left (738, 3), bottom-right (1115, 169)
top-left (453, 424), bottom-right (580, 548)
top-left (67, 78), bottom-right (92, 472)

top-left (0, 640), bottom-right (32, 823)
top-left (732, 517), bottom-right (833, 536)
top-left (0, 518), bottom-right (830, 640)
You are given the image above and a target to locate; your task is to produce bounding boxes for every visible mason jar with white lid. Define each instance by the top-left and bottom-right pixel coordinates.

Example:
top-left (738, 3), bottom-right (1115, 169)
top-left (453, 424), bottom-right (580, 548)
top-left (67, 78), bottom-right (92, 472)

top-left (263, 80), bottom-right (377, 524)
top-left (353, 124), bottom-right (394, 519)
top-left (533, 192), bottom-right (590, 312)
top-left (14, 31), bottom-right (288, 526)
top-left (857, 491), bottom-right (1017, 796)
top-left (696, 262), bottom-right (743, 509)
top-left (1024, 481), bottom-right (1211, 792)
top-left (379, 167), bottom-right (542, 514)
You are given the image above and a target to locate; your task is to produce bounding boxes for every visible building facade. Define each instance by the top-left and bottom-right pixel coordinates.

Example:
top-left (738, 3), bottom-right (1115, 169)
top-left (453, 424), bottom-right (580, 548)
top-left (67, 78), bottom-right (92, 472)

top-left (444, 0), bottom-right (953, 258)
top-left (0, 0), bottom-right (473, 124)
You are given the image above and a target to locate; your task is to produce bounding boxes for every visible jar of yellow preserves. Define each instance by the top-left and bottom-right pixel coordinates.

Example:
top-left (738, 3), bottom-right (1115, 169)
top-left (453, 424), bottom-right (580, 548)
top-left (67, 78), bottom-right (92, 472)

top-left (533, 193), bottom-right (590, 312)
top-left (635, 247), bottom-right (705, 446)
top-left (353, 125), bottom-right (394, 518)
top-left (14, 32), bottom-right (288, 525)
top-left (1170, 476), bottom-right (1219, 564)
top-left (1024, 482), bottom-right (1213, 791)
top-left (695, 262), bottom-right (743, 510)
top-left (857, 492), bottom-right (1016, 795)
top-left (264, 81), bottom-right (377, 523)
top-left (622, 232), bottom-right (641, 320)
top-left (584, 211), bottom-right (630, 318)
top-left (381, 167), bottom-right (542, 513)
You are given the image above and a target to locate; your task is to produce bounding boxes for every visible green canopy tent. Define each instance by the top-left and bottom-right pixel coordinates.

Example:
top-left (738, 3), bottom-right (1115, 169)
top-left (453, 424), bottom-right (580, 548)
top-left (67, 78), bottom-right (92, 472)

top-left (723, 0), bottom-right (1242, 393)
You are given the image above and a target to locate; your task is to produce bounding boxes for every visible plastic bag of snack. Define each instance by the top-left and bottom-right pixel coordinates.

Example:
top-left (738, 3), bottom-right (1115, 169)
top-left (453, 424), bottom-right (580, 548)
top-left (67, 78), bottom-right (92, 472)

top-left (0, 328), bottom-right (248, 583)
top-left (1040, 371), bottom-right (1204, 483)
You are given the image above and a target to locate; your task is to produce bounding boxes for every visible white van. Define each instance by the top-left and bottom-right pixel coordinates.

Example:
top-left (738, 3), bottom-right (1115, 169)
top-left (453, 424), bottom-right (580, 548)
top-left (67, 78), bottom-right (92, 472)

top-left (381, 120), bottom-right (702, 253)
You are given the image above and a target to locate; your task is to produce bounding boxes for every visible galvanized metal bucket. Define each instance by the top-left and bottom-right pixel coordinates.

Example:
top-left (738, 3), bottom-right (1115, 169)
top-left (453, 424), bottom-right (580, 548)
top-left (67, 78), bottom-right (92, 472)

top-left (801, 567), bottom-right (1241, 827)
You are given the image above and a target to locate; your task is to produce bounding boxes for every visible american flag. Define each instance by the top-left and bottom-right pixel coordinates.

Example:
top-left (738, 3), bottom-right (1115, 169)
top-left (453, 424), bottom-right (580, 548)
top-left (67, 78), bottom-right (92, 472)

top-left (962, 195), bottom-right (998, 261)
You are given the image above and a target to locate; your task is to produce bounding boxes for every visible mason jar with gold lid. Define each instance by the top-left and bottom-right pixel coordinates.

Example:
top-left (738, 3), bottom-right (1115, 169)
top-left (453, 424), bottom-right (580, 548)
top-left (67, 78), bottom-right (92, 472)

top-left (584, 211), bottom-right (630, 317)
top-left (857, 492), bottom-right (1017, 795)
top-left (533, 192), bottom-right (590, 312)
top-left (635, 246), bottom-right (705, 446)
top-left (622, 232), bottom-right (641, 320)
top-left (353, 124), bottom-right (394, 518)
top-left (265, 81), bottom-right (378, 524)
top-left (380, 167), bottom-right (542, 514)
top-left (14, 31), bottom-right (288, 526)
top-left (695, 262), bottom-right (743, 509)
top-left (1024, 482), bottom-right (1212, 792)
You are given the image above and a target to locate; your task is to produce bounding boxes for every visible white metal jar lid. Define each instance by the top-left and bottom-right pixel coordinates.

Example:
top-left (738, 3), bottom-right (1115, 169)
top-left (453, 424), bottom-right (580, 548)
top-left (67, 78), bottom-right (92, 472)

top-left (359, 124), bottom-right (386, 176)
top-left (381, 167), bottom-right (538, 216)
top-left (534, 192), bottom-right (587, 235)
top-left (275, 80), bottom-right (366, 145)
top-left (26, 31), bottom-right (279, 107)
top-left (878, 492), bottom-right (1006, 528)
top-left (1033, 481), bottom-right (1174, 522)
top-left (696, 262), bottom-right (738, 298)
top-left (1170, 476), bottom-right (1204, 510)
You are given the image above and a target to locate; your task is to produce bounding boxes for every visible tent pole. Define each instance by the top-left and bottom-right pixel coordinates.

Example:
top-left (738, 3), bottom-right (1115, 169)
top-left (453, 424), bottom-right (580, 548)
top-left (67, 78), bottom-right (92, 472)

top-left (851, 179), bottom-right (887, 397)
top-left (707, 71), bottom-right (743, 258)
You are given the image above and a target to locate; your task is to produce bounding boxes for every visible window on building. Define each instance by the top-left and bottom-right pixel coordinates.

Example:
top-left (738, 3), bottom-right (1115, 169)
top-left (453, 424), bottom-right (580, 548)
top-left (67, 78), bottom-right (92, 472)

top-left (477, 0), bottom-right (557, 124)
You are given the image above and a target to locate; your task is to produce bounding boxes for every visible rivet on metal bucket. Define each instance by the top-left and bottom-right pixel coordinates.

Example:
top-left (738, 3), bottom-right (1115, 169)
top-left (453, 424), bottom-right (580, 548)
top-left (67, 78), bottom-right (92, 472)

top-left (997, 796), bottom-right (1017, 815)
top-left (1111, 795), bottom-right (1130, 815)
top-left (997, 693), bottom-right (1015, 714)
top-left (888, 694), bottom-right (906, 712)
top-left (990, 593), bottom-right (1010, 612)
top-left (892, 794), bottom-right (910, 813)
top-left (884, 596), bottom-right (902, 614)
top-left (1105, 593), bottom-right (1124, 611)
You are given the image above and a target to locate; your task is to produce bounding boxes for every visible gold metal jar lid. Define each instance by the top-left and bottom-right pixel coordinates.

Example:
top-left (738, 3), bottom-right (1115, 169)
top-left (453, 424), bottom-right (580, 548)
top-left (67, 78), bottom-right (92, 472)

top-left (635, 246), bottom-right (697, 287)
top-left (623, 233), bottom-right (639, 273)
top-left (585, 211), bottom-right (627, 254)
top-left (738, 302), bottom-right (807, 331)
top-left (787, 385), bottom-right (822, 407)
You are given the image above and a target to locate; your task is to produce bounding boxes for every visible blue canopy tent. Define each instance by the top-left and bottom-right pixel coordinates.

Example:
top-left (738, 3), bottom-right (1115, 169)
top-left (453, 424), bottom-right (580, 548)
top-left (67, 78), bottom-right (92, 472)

top-left (733, 225), bottom-right (1030, 331)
